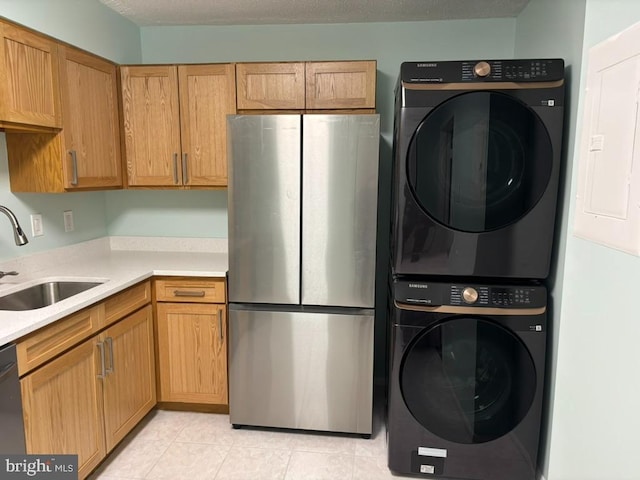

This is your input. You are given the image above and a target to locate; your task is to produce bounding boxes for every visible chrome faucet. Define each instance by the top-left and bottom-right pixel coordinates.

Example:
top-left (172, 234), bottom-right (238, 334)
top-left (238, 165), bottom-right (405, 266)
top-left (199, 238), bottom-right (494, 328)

top-left (0, 205), bottom-right (29, 246)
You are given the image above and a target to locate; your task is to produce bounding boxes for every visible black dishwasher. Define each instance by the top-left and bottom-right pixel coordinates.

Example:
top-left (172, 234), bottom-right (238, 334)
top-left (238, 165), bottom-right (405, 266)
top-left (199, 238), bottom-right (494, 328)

top-left (0, 343), bottom-right (26, 454)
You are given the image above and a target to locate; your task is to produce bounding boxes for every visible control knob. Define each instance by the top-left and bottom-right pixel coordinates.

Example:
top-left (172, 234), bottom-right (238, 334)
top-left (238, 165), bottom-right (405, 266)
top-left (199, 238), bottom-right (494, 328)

top-left (474, 61), bottom-right (491, 78)
top-left (462, 287), bottom-right (479, 304)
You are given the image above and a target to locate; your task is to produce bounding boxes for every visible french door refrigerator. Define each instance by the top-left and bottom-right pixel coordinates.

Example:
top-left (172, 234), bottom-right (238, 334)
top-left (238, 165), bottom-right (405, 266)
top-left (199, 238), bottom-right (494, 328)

top-left (227, 114), bottom-right (380, 435)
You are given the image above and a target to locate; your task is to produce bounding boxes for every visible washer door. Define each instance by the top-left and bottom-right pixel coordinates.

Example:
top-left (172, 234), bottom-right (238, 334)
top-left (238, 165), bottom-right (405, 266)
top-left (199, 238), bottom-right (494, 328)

top-left (400, 317), bottom-right (536, 444)
top-left (407, 91), bottom-right (553, 232)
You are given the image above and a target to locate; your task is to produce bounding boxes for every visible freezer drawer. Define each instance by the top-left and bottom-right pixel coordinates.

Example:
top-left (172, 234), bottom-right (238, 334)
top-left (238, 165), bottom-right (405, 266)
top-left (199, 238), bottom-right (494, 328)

top-left (228, 307), bottom-right (374, 434)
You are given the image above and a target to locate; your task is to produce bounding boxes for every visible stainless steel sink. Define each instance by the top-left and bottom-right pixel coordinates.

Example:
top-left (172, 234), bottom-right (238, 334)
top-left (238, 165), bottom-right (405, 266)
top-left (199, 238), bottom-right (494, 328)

top-left (0, 281), bottom-right (104, 311)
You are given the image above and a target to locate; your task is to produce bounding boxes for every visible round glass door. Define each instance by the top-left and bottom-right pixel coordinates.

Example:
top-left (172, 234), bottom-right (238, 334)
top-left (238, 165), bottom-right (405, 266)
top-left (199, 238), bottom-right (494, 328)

top-left (407, 91), bottom-right (553, 232)
top-left (400, 317), bottom-right (536, 444)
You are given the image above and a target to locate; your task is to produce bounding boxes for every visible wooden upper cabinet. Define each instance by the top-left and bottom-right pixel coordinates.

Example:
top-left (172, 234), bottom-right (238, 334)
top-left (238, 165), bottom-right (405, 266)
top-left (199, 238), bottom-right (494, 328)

top-left (235, 60), bottom-right (376, 111)
top-left (120, 65), bottom-right (182, 187)
top-left (0, 20), bottom-right (61, 130)
top-left (4, 34), bottom-right (123, 192)
top-left (179, 64), bottom-right (236, 187)
top-left (306, 61), bottom-right (376, 109)
top-left (121, 64), bottom-right (236, 188)
top-left (58, 46), bottom-right (122, 189)
top-left (236, 62), bottom-right (305, 110)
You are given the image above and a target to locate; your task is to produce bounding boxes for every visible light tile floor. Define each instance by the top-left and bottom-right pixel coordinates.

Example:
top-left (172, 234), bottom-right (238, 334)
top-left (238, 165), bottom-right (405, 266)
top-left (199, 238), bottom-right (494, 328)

top-left (88, 399), bottom-right (408, 480)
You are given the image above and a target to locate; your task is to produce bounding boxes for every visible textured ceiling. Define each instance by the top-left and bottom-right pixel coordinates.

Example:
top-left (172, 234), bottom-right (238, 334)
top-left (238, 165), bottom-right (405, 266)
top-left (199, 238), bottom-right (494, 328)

top-left (99, 0), bottom-right (531, 26)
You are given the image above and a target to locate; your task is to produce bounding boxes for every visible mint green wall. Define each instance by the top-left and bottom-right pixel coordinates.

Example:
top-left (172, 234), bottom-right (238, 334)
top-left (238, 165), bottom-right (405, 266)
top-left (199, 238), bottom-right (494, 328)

top-left (119, 19), bottom-right (517, 381)
top-left (139, 19), bottom-right (516, 139)
top-left (104, 19), bottom-right (516, 238)
top-left (106, 190), bottom-right (228, 237)
top-left (543, 2), bottom-right (640, 479)
top-left (0, 0), bottom-right (141, 63)
top-left (514, 1), bottom-right (587, 478)
top-left (0, 0), bottom-right (141, 262)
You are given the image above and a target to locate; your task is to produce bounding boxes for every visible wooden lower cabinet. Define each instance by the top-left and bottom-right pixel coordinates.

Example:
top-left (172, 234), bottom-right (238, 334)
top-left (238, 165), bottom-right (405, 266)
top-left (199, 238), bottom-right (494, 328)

top-left (156, 302), bottom-right (227, 404)
top-left (20, 305), bottom-right (155, 479)
top-left (21, 338), bottom-right (106, 479)
top-left (102, 306), bottom-right (156, 451)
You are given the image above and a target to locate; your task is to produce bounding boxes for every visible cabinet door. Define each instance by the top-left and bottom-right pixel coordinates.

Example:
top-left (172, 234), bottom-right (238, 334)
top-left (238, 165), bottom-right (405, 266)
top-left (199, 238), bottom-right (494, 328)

top-left (102, 305), bottom-right (156, 452)
top-left (156, 303), bottom-right (227, 404)
top-left (20, 337), bottom-right (105, 480)
top-left (305, 61), bottom-right (376, 109)
top-left (236, 62), bottom-right (305, 110)
top-left (179, 64), bottom-right (236, 187)
top-left (120, 65), bottom-right (182, 186)
top-left (59, 46), bottom-right (122, 189)
top-left (0, 21), bottom-right (61, 128)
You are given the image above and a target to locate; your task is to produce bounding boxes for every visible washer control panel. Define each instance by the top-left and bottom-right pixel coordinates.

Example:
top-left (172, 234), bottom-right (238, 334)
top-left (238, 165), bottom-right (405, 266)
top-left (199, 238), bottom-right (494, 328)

top-left (401, 59), bottom-right (564, 84)
top-left (394, 279), bottom-right (546, 309)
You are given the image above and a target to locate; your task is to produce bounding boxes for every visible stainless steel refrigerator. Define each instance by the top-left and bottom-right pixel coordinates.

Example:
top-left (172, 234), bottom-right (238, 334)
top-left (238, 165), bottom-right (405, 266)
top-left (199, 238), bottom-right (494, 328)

top-left (227, 114), bottom-right (379, 435)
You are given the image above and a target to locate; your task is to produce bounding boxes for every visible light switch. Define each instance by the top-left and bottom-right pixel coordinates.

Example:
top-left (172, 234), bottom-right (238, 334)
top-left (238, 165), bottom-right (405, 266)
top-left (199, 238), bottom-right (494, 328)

top-left (30, 214), bottom-right (44, 237)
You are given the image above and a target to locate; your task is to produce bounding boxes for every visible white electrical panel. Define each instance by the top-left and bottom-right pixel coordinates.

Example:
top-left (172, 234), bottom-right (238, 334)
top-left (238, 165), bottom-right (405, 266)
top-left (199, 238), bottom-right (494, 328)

top-left (573, 20), bottom-right (640, 256)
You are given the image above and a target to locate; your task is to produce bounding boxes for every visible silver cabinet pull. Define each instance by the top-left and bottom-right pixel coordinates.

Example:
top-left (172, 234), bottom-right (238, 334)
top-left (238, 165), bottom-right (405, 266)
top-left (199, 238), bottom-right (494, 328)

top-left (69, 150), bottom-right (78, 186)
top-left (217, 308), bottom-right (223, 343)
top-left (97, 341), bottom-right (106, 379)
top-left (106, 337), bottom-right (114, 374)
top-left (173, 153), bottom-right (179, 184)
top-left (182, 153), bottom-right (189, 184)
top-left (173, 290), bottom-right (205, 297)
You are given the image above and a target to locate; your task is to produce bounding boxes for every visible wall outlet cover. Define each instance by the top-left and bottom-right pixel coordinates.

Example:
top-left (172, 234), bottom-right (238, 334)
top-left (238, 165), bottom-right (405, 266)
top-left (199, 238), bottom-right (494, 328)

top-left (30, 214), bottom-right (44, 237)
top-left (64, 210), bottom-right (74, 232)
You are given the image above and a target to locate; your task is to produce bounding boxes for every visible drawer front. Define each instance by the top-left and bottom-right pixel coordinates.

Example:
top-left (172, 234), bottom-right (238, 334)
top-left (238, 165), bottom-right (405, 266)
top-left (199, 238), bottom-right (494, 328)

top-left (17, 305), bottom-right (103, 376)
top-left (103, 281), bottom-right (151, 328)
top-left (155, 278), bottom-right (225, 303)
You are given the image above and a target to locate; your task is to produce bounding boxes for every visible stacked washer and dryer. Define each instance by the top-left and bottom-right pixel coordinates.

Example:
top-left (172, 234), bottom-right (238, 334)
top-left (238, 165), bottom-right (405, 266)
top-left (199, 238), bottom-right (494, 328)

top-left (387, 59), bottom-right (565, 480)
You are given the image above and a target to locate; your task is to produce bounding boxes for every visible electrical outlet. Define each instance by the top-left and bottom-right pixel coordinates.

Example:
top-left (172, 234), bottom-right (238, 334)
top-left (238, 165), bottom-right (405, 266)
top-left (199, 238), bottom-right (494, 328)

top-left (63, 210), bottom-right (74, 232)
top-left (30, 214), bottom-right (44, 237)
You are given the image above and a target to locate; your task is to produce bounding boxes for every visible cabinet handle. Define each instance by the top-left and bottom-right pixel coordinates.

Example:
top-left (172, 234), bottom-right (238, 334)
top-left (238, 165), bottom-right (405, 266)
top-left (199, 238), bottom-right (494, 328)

top-left (105, 337), bottom-right (114, 374)
top-left (217, 308), bottom-right (223, 343)
top-left (69, 150), bottom-right (78, 186)
top-left (97, 341), bottom-right (106, 379)
top-left (182, 153), bottom-right (189, 184)
top-left (173, 153), bottom-right (179, 184)
top-left (173, 290), bottom-right (206, 297)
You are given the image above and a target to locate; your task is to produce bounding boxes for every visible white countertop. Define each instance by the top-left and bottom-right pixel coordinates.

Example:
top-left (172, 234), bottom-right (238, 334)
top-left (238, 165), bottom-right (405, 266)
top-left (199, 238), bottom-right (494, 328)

top-left (0, 238), bottom-right (228, 346)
